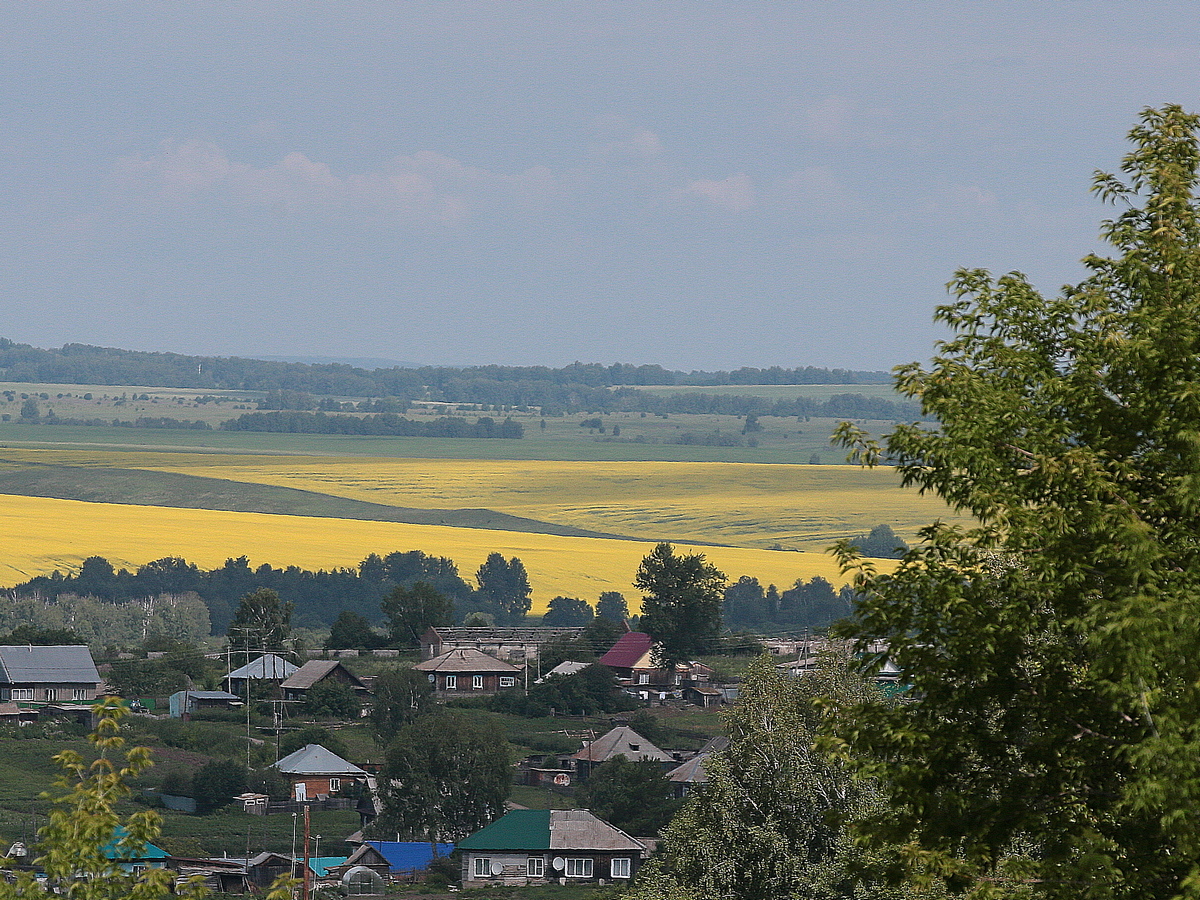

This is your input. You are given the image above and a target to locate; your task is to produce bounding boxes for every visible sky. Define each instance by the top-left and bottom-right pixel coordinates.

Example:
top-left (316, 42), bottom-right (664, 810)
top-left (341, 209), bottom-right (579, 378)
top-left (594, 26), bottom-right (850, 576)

top-left (2, 2), bottom-right (1199, 372)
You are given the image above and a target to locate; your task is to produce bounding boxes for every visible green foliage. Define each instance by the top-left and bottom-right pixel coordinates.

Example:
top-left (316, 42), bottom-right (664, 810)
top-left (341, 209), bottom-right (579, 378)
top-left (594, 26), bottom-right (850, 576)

top-left (541, 595), bottom-right (594, 626)
top-left (474, 553), bottom-right (533, 623)
top-left (301, 680), bottom-right (360, 719)
top-left (279, 725), bottom-right (348, 760)
top-left (106, 659), bottom-right (188, 698)
top-left (0, 591), bottom-right (211, 651)
top-left (849, 524), bottom-right (908, 559)
top-left (369, 667), bottom-right (435, 744)
top-left (595, 591), bottom-right (630, 625)
top-left (378, 709), bottom-right (512, 843)
top-left (629, 655), bottom-right (910, 900)
top-left (636, 543), bottom-right (726, 668)
top-left (0, 624), bottom-right (84, 645)
top-left (380, 581), bottom-right (454, 646)
top-left (0, 698), bottom-right (209, 900)
top-left (578, 755), bottom-right (679, 837)
top-left (324, 610), bottom-right (385, 650)
top-left (489, 664), bottom-right (634, 718)
top-left (191, 759), bottom-right (247, 815)
top-left (228, 587), bottom-right (292, 653)
top-left (831, 105), bottom-right (1200, 899)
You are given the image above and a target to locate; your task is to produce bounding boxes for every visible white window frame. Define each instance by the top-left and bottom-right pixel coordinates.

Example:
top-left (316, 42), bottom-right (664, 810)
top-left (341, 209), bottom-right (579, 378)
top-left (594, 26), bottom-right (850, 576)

top-left (43, 688), bottom-right (57, 702)
top-left (472, 674), bottom-right (484, 690)
top-left (637, 673), bottom-right (650, 685)
top-left (72, 688), bottom-right (90, 701)
top-left (473, 856), bottom-right (491, 878)
top-left (499, 676), bottom-right (516, 688)
top-left (328, 777), bottom-right (340, 792)
top-left (565, 858), bottom-right (593, 878)
top-left (527, 857), bottom-right (544, 877)
top-left (445, 675), bottom-right (457, 690)
top-left (11, 688), bottom-right (33, 701)
top-left (611, 858), bottom-right (631, 879)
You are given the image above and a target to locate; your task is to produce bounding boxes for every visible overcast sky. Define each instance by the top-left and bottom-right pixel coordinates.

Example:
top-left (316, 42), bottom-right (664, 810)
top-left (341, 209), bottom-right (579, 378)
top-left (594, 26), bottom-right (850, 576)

top-left (2, 3), bottom-right (1198, 372)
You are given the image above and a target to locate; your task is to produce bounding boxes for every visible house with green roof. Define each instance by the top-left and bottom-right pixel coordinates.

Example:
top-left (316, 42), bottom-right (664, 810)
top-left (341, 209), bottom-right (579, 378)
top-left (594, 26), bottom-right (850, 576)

top-left (456, 808), bottom-right (646, 887)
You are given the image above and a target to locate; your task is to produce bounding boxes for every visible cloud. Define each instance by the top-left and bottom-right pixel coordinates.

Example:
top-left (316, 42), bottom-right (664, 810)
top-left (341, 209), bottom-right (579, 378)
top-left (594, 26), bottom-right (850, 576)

top-left (680, 173), bottom-right (755, 211)
top-left (778, 166), bottom-right (845, 203)
top-left (116, 140), bottom-right (559, 222)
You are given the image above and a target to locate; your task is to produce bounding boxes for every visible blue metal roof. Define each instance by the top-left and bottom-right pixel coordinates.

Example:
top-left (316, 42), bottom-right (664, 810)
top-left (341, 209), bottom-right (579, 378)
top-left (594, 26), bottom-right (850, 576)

top-left (365, 841), bottom-right (455, 873)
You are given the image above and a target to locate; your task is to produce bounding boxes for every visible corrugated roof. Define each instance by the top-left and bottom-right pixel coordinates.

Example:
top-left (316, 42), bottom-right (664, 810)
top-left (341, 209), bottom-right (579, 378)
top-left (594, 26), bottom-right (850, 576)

top-left (279, 660), bottom-right (365, 691)
top-left (535, 661), bottom-right (590, 683)
top-left (599, 632), bottom-right (653, 669)
top-left (0, 645), bottom-right (100, 685)
top-left (224, 654), bottom-right (297, 681)
top-left (549, 809), bottom-right (645, 853)
top-left (274, 744), bottom-right (368, 777)
top-left (571, 726), bottom-right (672, 764)
top-left (429, 626), bottom-right (586, 643)
top-left (170, 690), bottom-right (242, 701)
top-left (414, 648), bottom-right (523, 674)
top-left (364, 842), bottom-right (455, 873)
top-left (457, 810), bottom-right (551, 851)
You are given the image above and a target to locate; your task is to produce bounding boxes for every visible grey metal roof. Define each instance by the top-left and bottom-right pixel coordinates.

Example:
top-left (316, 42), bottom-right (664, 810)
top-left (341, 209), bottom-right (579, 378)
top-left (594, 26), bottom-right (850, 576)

top-left (274, 744), bottom-right (368, 777)
top-left (571, 726), bottom-right (672, 764)
top-left (170, 690), bottom-right (242, 701)
top-left (414, 648), bottom-right (523, 675)
top-left (429, 626), bottom-right (586, 643)
top-left (280, 660), bottom-right (366, 691)
top-left (549, 809), bottom-right (645, 853)
top-left (224, 654), bottom-right (297, 681)
top-left (0, 645), bottom-right (100, 685)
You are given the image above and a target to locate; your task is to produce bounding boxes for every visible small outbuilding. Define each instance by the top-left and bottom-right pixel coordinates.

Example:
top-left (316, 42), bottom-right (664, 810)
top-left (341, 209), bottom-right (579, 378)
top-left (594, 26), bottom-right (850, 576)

top-left (169, 689), bottom-right (243, 718)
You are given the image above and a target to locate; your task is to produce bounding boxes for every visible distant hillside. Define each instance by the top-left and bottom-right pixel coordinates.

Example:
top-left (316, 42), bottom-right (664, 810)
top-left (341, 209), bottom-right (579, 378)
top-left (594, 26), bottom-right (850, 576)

top-left (0, 337), bottom-right (915, 418)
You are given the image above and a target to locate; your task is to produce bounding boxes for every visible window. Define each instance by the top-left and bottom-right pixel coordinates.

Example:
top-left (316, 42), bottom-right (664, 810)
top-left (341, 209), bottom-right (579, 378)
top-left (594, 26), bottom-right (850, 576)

top-left (328, 778), bottom-right (340, 792)
top-left (611, 858), bottom-right (631, 879)
top-left (565, 858), bottom-right (593, 878)
top-left (499, 676), bottom-right (516, 688)
top-left (11, 688), bottom-right (32, 701)
top-left (473, 857), bottom-right (491, 878)
top-left (472, 674), bottom-right (484, 690)
top-left (527, 857), bottom-right (544, 877)
top-left (72, 688), bottom-right (90, 701)
top-left (638, 673), bottom-right (650, 685)
top-left (445, 675), bottom-right (457, 690)
top-left (43, 688), bottom-right (57, 702)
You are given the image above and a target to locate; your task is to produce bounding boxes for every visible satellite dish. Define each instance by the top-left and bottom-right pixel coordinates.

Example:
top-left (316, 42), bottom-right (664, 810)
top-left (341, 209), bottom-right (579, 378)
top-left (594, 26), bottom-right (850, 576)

top-left (490, 861), bottom-right (504, 876)
top-left (552, 857), bottom-right (566, 871)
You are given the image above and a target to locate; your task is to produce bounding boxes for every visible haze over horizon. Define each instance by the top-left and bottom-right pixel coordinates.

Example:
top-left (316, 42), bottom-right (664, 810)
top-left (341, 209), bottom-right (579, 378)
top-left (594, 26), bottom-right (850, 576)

top-left (3, 3), bottom-right (1198, 372)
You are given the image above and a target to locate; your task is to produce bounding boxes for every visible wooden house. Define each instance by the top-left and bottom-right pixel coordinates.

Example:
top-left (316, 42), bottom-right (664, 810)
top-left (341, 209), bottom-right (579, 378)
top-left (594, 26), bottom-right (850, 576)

top-left (414, 648), bottom-right (523, 696)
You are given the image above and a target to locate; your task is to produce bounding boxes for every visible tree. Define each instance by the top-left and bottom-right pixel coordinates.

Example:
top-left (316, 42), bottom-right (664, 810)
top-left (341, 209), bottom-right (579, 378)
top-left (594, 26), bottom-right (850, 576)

top-left (301, 680), bottom-right (360, 719)
top-left (627, 655), bottom-right (906, 900)
top-left (325, 610), bottom-right (385, 650)
top-left (191, 759), bottom-right (247, 815)
top-left (227, 587), bottom-right (292, 652)
top-left (851, 524), bottom-right (908, 559)
top-left (596, 590), bottom-right (630, 625)
top-left (541, 595), bottom-right (594, 626)
top-left (378, 710), bottom-right (511, 844)
top-left (579, 755), bottom-right (680, 837)
top-left (369, 668), bottom-right (435, 743)
top-left (0, 699), bottom-right (210, 900)
top-left (831, 106), bottom-right (1200, 899)
top-left (635, 543), bottom-right (726, 669)
top-left (380, 581), bottom-right (453, 646)
top-left (279, 725), bottom-right (348, 760)
top-left (474, 553), bottom-right (532, 623)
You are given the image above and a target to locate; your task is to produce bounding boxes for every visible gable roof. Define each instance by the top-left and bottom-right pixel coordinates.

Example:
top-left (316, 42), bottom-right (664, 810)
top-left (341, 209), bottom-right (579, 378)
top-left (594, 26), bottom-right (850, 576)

top-left (273, 744), bottom-right (368, 777)
top-left (457, 809), bottom-right (643, 853)
top-left (535, 661), bottom-right (591, 683)
top-left (279, 659), bottom-right (366, 691)
top-left (666, 737), bottom-right (729, 785)
top-left (224, 654), bottom-right (297, 681)
top-left (426, 626), bottom-right (586, 644)
top-left (599, 632), bottom-right (653, 669)
top-left (414, 647), bottom-right (523, 674)
top-left (571, 726), bottom-right (673, 764)
top-left (0, 645), bottom-right (100, 685)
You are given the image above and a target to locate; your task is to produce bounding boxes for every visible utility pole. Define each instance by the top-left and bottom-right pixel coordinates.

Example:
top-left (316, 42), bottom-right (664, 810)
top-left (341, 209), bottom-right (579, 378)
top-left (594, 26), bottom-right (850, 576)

top-left (302, 804), bottom-right (311, 900)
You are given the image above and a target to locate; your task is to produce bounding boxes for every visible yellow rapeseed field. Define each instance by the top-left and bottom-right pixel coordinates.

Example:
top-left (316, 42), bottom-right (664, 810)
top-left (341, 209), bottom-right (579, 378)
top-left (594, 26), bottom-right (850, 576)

top-left (121, 453), bottom-right (961, 550)
top-left (0, 492), bottom-right (876, 613)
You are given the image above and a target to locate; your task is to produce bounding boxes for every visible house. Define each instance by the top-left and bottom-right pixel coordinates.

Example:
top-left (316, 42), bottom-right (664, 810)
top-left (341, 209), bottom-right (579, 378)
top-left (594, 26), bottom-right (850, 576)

top-left (168, 689), bottom-right (243, 718)
top-left (273, 743), bottom-right (369, 800)
top-left (420, 626), bottom-right (586, 664)
top-left (222, 654), bottom-right (298, 697)
top-left (331, 840), bottom-right (455, 883)
top-left (598, 632), bottom-right (653, 681)
top-left (414, 648), bottom-right (524, 696)
top-left (534, 660), bottom-right (591, 683)
top-left (279, 660), bottom-right (369, 704)
top-left (102, 827), bottom-right (171, 874)
top-left (0, 645), bottom-right (101, 705)
top-left (666, 735), bottom-right (729, 798)
top-left (458, 808), bottom-right (645, 887)
top-left (570, 725), bottom-right (674, 781)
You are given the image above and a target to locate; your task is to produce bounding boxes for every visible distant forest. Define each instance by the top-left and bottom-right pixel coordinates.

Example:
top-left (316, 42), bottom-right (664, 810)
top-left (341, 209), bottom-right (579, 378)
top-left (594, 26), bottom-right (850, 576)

top-left (0, 338), bottom-right (918, 419)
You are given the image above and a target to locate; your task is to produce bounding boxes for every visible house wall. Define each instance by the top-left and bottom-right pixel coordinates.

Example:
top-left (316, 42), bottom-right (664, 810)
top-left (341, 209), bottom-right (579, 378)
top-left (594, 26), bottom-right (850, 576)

top-left (428, 672), bottom-right (519, 695)
top-left (0, 682), bottom-right (97, 703)
top-left (288, 776), bottom-right (343, 799)
top-left (461, 851), bottom-right (639, 886)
